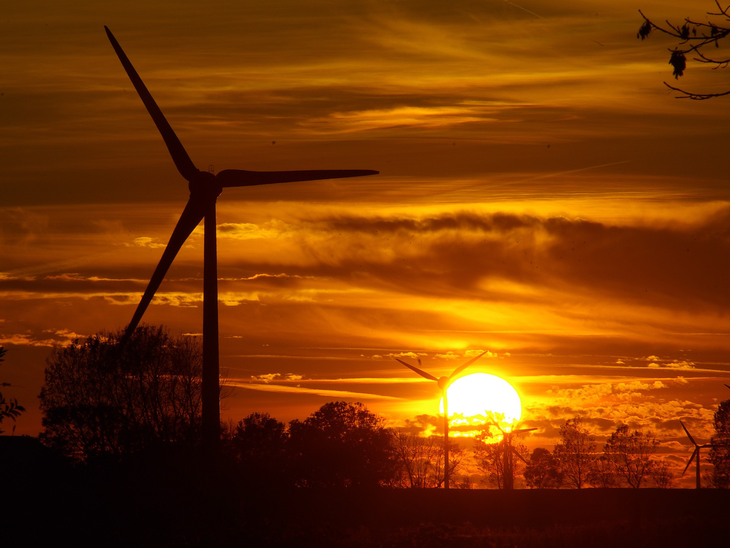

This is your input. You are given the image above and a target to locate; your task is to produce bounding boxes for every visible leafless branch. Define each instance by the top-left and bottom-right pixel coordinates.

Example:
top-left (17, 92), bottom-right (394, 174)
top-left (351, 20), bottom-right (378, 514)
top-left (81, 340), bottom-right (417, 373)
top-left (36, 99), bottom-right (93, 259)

top-left (663, 81), bottom-right (730, 100)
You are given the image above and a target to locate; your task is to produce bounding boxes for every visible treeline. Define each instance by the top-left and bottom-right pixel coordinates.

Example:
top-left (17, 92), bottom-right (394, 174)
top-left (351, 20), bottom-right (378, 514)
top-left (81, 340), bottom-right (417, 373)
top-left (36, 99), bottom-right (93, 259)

top-left (475, 418), bottom-right (673, 490)
top-left (34, 327), bottom-right (730, 490)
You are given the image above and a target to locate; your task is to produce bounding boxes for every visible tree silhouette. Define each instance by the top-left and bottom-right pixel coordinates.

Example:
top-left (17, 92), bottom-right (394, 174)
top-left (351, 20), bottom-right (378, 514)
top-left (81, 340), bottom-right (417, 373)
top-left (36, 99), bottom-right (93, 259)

top-left (587, 454), bottom-right (618, 488)
top-left (524, 447), bottom-right (563, 489)
top-left (650, 459), bottom-right (675, 488)
top-left (603, 424), bottom-right (658, 488)
top-left (474, 430), bottom-right (528, 490)
top-left (39, 326), bottom-right (204, 462)
top-left (226, 412), bottom-right (289, 489)
top-left (391, 431), bottom-right (464, 488)
top-left (710, 399), bottom-right (730, 488)
top-left (0, 347), bottom-right (25, 434)
top-left (553, 418), bottom-right (596, 489)
top-left (287, 401), bottom-right (398, 488)
top-left (638, 2), bottom-right (730, 99)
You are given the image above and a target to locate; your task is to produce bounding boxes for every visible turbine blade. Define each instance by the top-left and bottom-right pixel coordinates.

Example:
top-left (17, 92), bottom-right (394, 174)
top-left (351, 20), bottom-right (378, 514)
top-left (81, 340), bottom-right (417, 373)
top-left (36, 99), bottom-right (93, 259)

top-left (105, 26), bottom-right (199, 182)
top-left (124, 197), bottom-right (207, 339)
top-left (682, 448), bottom-right (698, 476)
top-left (449, 350), bottom-right (488, 379)
top-left (216, 169), bottom-right (378, 187)
top-left (394, 358), bottom-right (438, 382)
top-left (513, 427), bottom-right (538, 435)
top-left (512, 448), bottom-right (529, 464)
top-left (680, 420), bottom-right (697, 446)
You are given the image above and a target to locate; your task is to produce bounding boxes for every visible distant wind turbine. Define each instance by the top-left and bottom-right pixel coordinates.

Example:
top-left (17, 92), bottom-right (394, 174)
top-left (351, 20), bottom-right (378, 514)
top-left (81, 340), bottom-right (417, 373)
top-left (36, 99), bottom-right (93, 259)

top-left (489, 420), bottom-right (536, 490)
top-left (105, 27), bottom-right (378, 450)
top-left (395, 351), bottom-right (487, 489)
top-left (680, 420), bottom-right (711, 489)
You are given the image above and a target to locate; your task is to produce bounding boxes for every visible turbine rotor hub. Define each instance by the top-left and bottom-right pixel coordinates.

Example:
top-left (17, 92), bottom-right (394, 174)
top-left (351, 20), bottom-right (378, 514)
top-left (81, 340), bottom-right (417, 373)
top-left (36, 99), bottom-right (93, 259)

top-left (189, 170), bottom-right (222, 201)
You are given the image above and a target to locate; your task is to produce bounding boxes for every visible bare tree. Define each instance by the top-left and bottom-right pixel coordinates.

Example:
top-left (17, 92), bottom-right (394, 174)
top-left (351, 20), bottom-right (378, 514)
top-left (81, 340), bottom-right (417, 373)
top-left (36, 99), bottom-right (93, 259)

top-left (39, 326), bottom-right (203, 462)
top-left (603, 425), bottom-right (658, 488)
top-left (474, 430), bottom-right (528, 490)
top-left (391, 430), bottom-right (450, 488)
top-left (587, 454), bottom-right (618, 488)
top-left (390, 432), bottom-right (464, 488)
top-left (710, 399), bottom-right (730, 488)
top-left (638, 2), bottom-right (730, 99)
top-left (553, 418), bottom-right (596, 489)
top-left (650, 459), bottom-right (675, 489)
top-left (0, 347), bottom-right (25, 434)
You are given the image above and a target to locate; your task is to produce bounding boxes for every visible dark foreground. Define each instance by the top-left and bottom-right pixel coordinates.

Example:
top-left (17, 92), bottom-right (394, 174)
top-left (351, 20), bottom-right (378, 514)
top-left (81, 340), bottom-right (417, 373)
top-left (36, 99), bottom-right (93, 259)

top-left (4, 438), bottom-right (729, 547)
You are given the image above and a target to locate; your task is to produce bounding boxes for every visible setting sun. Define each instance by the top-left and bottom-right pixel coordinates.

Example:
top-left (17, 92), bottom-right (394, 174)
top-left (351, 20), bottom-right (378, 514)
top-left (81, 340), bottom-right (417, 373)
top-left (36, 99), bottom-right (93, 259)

top-left (441, 373), bottom-right (522, 434)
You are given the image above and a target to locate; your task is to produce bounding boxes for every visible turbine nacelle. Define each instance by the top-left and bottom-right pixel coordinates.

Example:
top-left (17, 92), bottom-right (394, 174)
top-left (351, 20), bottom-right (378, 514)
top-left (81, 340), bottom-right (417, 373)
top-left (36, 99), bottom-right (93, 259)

top-left (189, 170), bottom-right (222, 201)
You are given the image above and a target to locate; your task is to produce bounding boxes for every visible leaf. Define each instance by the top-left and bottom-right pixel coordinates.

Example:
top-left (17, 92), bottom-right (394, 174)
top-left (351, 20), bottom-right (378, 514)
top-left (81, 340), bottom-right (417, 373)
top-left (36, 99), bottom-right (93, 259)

top-left (637, 20), bottom-right (652, 40)
top-left (669, 50), bottom-right (687, 78)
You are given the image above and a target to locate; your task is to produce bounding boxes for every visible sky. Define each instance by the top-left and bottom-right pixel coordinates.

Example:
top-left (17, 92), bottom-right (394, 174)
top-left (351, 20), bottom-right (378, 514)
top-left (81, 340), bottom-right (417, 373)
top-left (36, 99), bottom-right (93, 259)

top-left (2, 0), bottom-right (730, 486)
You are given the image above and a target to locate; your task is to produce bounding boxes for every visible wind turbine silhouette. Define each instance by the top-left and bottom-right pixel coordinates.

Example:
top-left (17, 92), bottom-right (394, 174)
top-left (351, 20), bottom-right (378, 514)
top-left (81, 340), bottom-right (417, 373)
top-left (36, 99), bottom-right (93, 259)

top-left (395, 351), bottom-right (487, 489)
top-left (489, 420), bottom-right (536, 490)
top-left (680, 420), bottom-right (711, 489)
top-left (105, 27), bottom-right (378, 449)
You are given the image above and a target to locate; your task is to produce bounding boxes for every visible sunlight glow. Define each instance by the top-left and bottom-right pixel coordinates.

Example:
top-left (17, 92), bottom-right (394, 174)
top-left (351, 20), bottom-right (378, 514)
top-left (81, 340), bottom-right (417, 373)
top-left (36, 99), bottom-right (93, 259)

top-left (440, 373), bottom-right (522, 435)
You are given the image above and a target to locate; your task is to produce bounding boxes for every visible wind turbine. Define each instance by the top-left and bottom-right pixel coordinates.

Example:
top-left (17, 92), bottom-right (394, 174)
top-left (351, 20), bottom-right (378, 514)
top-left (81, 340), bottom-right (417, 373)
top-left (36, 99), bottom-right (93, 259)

top-left (680, 420), bottom-right (711, 489)
top-left (105, 27), bottom-right (378, 450)
top-left (489, 420), bottom-right (536, 490)
top-left (395, 351), bottom-right (487, 489)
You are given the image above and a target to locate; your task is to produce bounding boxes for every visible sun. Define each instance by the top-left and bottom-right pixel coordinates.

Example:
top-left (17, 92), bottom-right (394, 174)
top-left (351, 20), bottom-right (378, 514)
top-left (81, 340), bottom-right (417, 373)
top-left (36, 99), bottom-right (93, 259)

top-left (440, 373), bottom-right (522, 434)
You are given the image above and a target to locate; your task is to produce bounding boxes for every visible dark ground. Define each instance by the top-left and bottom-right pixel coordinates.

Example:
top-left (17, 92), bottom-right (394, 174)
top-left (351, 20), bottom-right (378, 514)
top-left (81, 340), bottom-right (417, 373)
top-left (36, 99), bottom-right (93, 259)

top-left (3, 437), bottom-right (729, 547)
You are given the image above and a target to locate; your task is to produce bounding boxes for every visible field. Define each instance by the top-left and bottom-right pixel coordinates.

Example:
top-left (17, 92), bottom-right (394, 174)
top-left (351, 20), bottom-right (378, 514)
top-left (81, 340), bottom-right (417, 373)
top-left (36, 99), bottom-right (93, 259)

top-left (5, 441), bottom-right (729, 548)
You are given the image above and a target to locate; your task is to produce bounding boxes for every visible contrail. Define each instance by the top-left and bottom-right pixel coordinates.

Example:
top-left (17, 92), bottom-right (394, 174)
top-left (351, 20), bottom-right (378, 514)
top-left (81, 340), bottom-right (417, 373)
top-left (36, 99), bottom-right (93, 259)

top-left (424, 159), bottom-right (632, 201)
top-left (505, 159), bottom-right (632, 186)
top-left (502, 0), bottom-right (545, 20)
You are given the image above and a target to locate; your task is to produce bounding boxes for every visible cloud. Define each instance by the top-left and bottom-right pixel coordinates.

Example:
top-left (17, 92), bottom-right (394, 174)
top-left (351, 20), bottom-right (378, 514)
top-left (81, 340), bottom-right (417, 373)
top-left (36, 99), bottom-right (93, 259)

top-left (124, 237), bottom-right (166, 249)
top-left (0, 328), bottom-right (83, 348)
top-left (250, 373), bottom-right (304, 383)
top-left (384, 352), bottom-right (428, 360)
top-left (648, 359), bottom-right (695, 370)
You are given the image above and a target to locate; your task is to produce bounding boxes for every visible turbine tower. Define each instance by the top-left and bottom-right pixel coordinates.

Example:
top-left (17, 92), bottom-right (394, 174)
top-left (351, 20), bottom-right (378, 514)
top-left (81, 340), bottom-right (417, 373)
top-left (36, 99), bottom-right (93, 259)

top-left (680, 420), bottom-right (711, 489)
top-left (395, 351), bottom-right (487, 489)
top-left (105, 27), bottom-right (378, 450)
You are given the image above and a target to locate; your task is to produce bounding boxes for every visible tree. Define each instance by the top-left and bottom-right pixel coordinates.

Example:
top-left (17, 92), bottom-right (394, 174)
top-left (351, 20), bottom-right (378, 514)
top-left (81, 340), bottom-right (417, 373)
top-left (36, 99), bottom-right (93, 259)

top-left (391, 431), bottom-right (462, 488)
top-left (39, 326), bottom-right (203, 462)
top-left (603, 425), bottom-right (658, 488)
top-left (524, 447), bottom-right (563, 489)
top-left (638, 2), bottom-right (730, 99)
top-left (0, 347), bottom-right (25, 434)
top-left (474, 430), bottom-right (528, 490)
top-left (553, 418), bottom-right (596, 489)
top-left (710, 399), bottom-right (730, 488)
top-left (226, 412), bottom-right (289, 489)
top-left (287, 401), bottom-right (398, 488)
top-left (587, 455), bottom-right (618, 488)
top-left (650, 459), bottom-right (675, 489)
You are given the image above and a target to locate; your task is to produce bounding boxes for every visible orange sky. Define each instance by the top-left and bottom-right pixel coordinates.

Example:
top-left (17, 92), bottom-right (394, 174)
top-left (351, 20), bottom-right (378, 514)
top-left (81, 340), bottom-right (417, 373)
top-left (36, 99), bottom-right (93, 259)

top-left (2, 1), bottom-right (730, 486)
